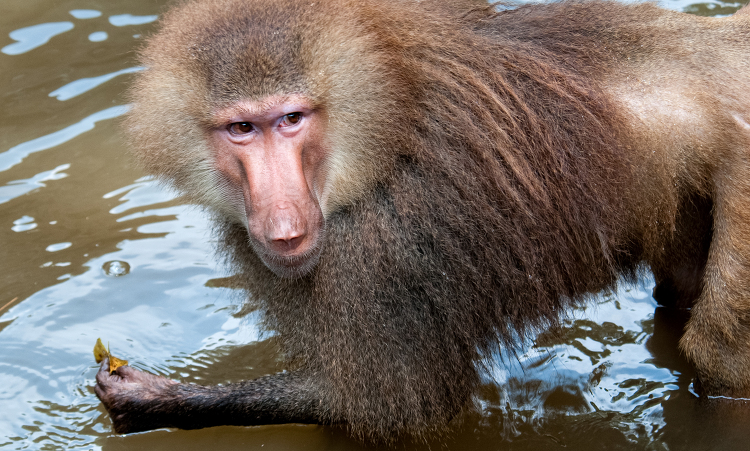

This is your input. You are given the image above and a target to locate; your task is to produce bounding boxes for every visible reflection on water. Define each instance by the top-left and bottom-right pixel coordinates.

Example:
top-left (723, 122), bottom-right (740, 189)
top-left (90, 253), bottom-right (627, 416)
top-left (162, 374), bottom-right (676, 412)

top-left (0, 0), bottom-right (748, 450)
top-left (50, 67), bottom-right (143, 101)
top-left (2, 22), bottom-right (75, 55)
top-left (0, 106), bottom-right (129, 172)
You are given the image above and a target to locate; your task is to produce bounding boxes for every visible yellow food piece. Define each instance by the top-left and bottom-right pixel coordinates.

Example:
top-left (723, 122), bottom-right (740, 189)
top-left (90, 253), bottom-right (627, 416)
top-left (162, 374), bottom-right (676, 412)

top-left (109, 355), bottom-right (129, 373)
top-left (93, 338), bottom-right (129, 374)
top-left (93, 338), bottom-right (108, 363)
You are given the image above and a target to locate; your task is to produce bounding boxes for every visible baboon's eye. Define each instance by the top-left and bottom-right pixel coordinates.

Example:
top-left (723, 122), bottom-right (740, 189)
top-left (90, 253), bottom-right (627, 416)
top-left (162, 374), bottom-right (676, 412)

top-left (228, 122), bottom-right (253, 135)
top-left (280, 112), bottom-right (302, 127)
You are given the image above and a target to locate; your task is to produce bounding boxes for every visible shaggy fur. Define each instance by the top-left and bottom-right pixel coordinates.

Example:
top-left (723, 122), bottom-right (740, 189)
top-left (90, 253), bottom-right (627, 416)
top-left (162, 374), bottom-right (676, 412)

top-left (102, 0), bottom-right (750, 441)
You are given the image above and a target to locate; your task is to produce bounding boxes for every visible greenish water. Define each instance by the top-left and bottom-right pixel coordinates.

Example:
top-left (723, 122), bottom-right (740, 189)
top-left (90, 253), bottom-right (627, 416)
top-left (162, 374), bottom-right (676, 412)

top-left (0, 1), bottom-right (748, 450)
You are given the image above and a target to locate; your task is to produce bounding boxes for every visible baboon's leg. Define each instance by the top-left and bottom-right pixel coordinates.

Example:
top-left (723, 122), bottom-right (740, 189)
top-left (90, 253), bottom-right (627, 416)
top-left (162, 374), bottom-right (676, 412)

top-left (681, 149), bottom-right (750, 397)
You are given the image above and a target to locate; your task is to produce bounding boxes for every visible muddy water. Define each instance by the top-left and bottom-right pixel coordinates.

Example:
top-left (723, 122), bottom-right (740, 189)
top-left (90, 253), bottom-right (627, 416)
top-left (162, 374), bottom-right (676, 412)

top-left (1, 1), bottom-right (749, 450)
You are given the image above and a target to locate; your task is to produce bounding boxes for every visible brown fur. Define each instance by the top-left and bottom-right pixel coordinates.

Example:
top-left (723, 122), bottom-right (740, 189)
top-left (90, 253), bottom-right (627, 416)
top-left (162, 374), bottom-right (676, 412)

top-left (98, 0), bottom-right (750, 441)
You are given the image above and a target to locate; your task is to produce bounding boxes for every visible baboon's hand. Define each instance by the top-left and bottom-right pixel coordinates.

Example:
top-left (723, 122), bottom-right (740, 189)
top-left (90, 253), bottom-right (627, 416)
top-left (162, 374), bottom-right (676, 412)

top-left (94, 358), bottom-right (179, 433)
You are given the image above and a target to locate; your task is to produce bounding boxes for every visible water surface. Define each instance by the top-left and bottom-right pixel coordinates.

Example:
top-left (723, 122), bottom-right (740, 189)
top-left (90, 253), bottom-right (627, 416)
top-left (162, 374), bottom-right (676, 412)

top-left (1, 1), bottom-right (748, 450)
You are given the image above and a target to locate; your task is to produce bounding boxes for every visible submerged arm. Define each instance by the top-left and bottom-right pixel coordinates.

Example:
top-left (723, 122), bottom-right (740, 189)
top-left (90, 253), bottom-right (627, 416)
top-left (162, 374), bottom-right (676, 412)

top-left (95, 360), bottom-right (324, 433)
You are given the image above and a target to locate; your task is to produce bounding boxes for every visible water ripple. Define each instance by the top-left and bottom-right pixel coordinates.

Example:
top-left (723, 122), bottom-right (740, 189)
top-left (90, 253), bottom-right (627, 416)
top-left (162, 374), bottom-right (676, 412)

top-left (2, 22), bottom-right (74, 55)
top-left (0, 106), bottom-right (129, 172)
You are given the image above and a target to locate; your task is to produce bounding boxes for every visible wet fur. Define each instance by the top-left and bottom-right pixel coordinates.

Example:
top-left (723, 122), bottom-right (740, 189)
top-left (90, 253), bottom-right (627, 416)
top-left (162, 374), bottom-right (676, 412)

top-left (125, 0), bottom-right (750, 440)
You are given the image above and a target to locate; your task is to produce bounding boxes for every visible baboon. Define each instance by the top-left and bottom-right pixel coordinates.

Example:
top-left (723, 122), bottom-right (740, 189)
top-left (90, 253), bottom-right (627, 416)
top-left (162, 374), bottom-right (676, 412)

top-left (95, 0), bottom-right (750, 441)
